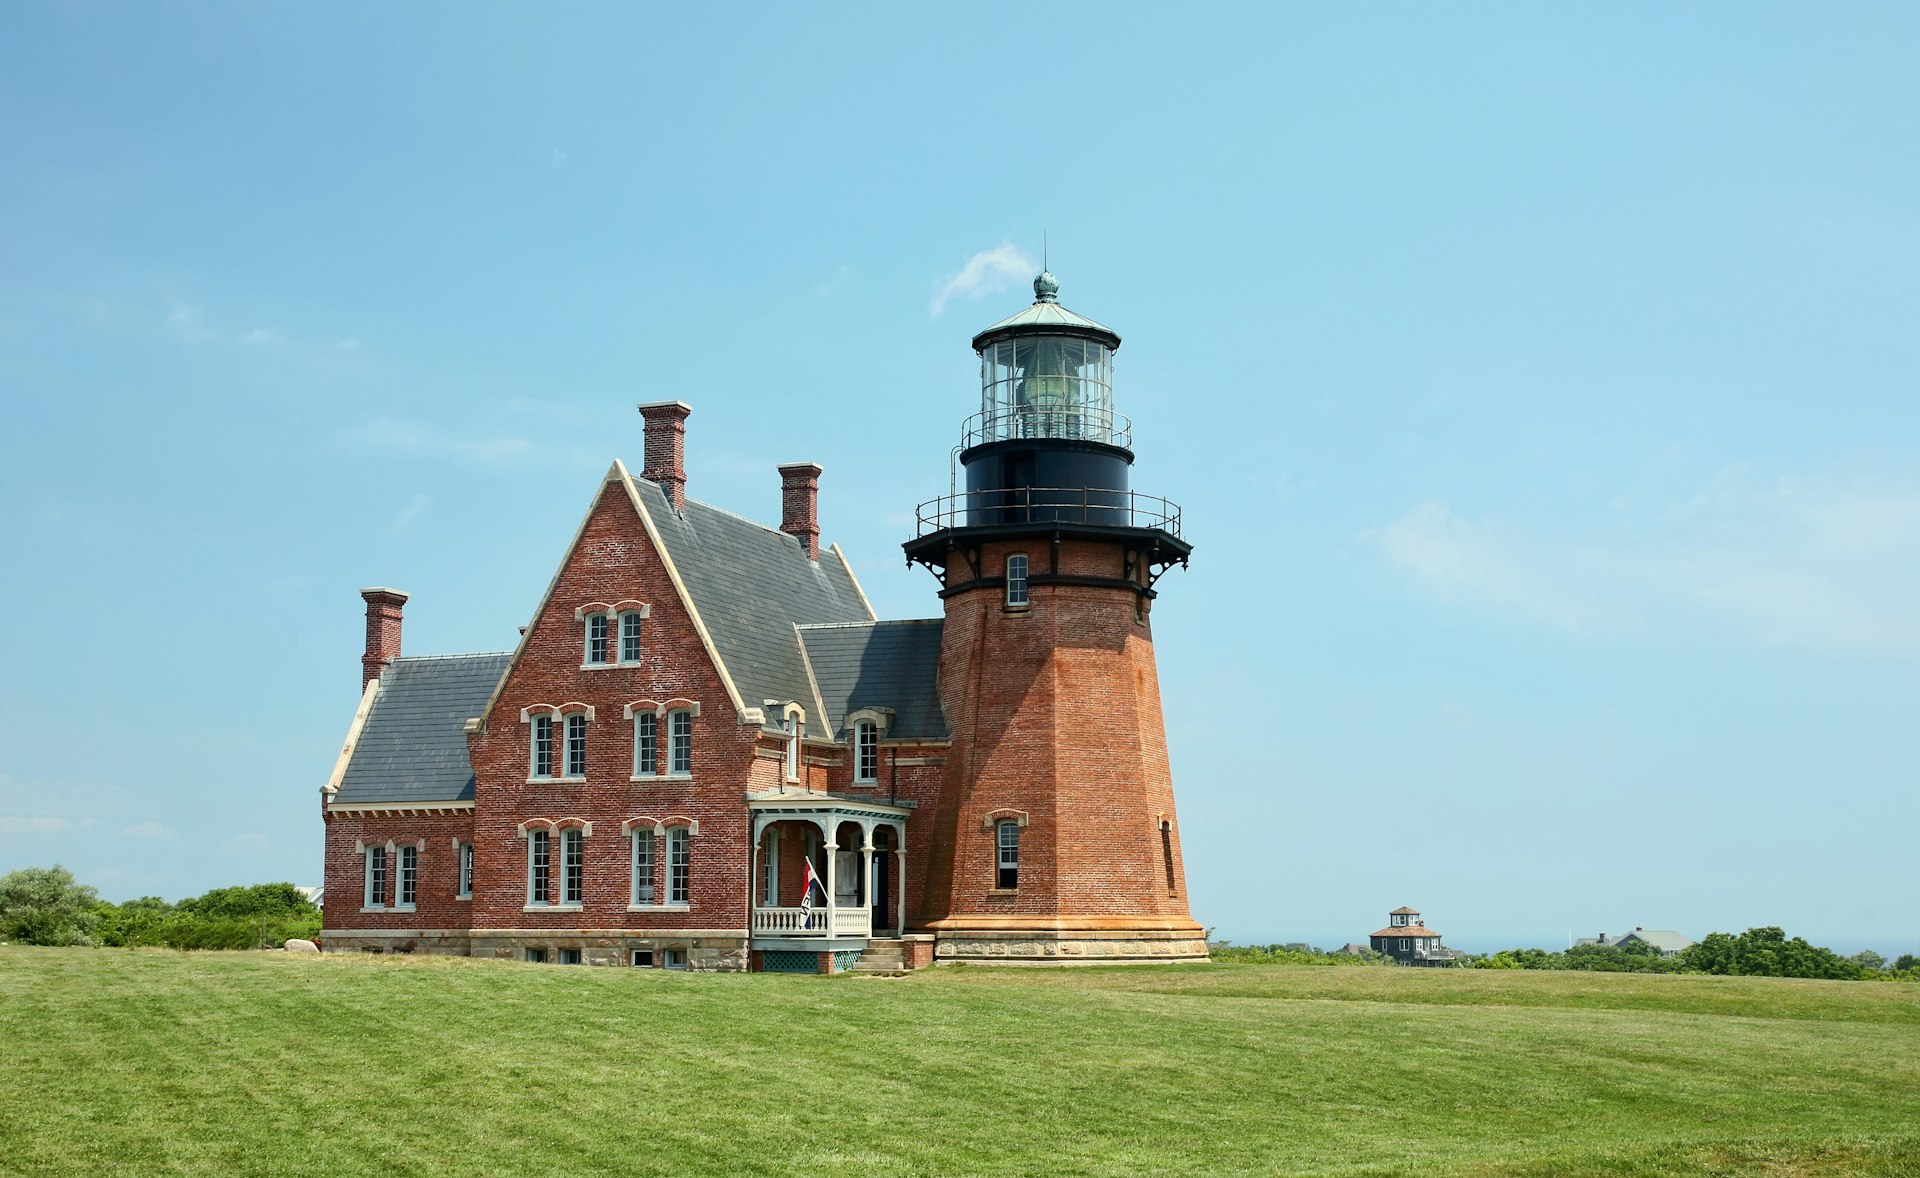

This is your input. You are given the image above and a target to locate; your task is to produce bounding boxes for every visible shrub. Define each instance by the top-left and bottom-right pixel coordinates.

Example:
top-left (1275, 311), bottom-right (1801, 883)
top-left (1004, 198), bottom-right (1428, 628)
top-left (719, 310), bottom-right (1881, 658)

top-left (1677, 927), bottom-right (1864, 980)
top-left (0, 865), bottom-right (101, 946)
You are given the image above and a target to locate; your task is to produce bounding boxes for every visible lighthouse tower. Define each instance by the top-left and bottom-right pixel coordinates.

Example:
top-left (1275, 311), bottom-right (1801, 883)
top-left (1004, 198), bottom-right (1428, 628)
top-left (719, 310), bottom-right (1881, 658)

top-left (905, 271), bottom-right (1207, 964)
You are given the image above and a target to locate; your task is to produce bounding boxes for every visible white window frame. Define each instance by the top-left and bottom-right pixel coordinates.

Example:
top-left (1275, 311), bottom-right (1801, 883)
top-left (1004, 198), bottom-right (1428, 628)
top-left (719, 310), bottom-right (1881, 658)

top-left (667, 827), bottom-right (690, 904)
top-left (853, 719), bottom-right (879, 784)
top-left (667, 709), bottom-right (693, 776)
top-left (530, 714), bottom-right (555, 779)
top-left (564, 713), bottom-right (588, 778)
top-left (1005, 553), bottom-right (1030, 607)
top-left (584, 612), bottom-right (610, 666)
top-left (618, 611), bottom-right (644, 664)
top-left (527, 830), bottom-right (551, 906)
top-left (633, 712), bottom-right (658, 776)
top-left (561, 828), bottom-right (585, 905)
top-left (630, 828), bottom-right (656, 907)
top-left (458, 842), bottom-right (474, 899)
top-left (996, 820), bottom-right (1020, 890)
top-left (363, 844), bottom-right (387, 910)
top-left (784, 714), bottom-right (800, 782)
top-left (397, 844), bottom-right (418, 910)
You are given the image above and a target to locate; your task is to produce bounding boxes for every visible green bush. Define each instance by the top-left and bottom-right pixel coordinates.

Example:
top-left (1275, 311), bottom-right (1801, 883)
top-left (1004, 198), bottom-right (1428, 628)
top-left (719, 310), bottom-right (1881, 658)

top-left (1678, 927), bottom-right (1865, 980)
top-left (92, 883), bottom-right (320, 950)
top-left (0, 866), bottom-right (101, 946)
top-left (1208, 943), bottom-right (1393, 966)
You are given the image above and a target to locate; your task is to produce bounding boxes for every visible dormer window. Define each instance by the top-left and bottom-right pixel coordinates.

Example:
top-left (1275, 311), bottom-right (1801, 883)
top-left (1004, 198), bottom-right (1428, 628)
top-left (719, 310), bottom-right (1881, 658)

top-left (784, 714), bottom-right (800, 781)
top-left (853, 719), bottom-right (879, 784)
top-left (585, 613), bottom-right (610, 665)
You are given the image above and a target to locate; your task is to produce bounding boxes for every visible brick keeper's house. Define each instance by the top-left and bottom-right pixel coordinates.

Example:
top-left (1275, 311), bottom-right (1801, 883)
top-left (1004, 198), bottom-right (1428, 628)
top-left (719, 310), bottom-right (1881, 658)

top-left (320, 272), bottom-right (1207, 972)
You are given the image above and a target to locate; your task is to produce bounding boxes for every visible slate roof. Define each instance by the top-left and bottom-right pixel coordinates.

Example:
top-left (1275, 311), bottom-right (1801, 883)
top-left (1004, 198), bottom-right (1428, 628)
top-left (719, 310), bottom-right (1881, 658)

top-left (797, 619), bottom-right (949, 741)
top-left (633, 478), bottom-right (872, 740)
top-left (1579, 928), bottom-right (1695, 952)
top-left (334, 653), bottom-right (512, 805)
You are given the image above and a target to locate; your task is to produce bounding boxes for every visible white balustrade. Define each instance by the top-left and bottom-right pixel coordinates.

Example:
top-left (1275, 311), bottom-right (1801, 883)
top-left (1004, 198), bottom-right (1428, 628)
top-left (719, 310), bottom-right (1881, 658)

top-left (751, 905), bottom-right (872, 937)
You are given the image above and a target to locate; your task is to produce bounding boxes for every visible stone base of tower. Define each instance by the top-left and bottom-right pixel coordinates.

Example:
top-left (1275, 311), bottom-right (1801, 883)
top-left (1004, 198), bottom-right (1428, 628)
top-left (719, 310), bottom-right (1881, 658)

top-left (921, 917), bottom-right (1209, 966)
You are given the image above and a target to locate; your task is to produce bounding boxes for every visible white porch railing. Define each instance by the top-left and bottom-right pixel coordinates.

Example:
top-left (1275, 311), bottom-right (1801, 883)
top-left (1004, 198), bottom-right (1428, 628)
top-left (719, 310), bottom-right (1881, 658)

top-left (752, 906), bottom-right (871, 937)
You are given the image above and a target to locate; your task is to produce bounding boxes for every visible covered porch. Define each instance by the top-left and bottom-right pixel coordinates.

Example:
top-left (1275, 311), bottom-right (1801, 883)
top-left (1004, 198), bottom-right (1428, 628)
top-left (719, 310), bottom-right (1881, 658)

top-left (748, 794), bottom-right (911, 956)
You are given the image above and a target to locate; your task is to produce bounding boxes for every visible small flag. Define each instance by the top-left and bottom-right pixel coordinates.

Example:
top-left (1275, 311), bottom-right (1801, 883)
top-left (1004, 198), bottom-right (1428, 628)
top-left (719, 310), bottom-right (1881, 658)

top-left (800, 859), bottom-right (821, 928)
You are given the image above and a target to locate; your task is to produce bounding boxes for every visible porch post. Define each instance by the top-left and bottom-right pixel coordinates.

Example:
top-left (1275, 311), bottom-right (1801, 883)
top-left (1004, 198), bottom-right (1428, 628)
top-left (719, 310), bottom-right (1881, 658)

top-left (859, 839), bottom-right (875, 924)
top-left (894, 838), bottom-right (907, 935)
top-left (823, 837), bottom-right (838, 933)
top-left (750, 833), bottom-right (762, 915)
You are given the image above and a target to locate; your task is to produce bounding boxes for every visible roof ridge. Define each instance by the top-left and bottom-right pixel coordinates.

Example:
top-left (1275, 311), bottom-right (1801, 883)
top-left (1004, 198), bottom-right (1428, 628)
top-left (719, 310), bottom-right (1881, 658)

top-left (393, 651), bottom-right (514, 662)
top-left (796, 618), bottom-right (941, 631)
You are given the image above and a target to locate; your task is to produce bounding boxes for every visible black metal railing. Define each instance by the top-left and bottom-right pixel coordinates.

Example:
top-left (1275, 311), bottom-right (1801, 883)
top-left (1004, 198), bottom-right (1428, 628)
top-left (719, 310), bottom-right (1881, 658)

top-left (912, 487), bottom-right (1182, 537)
top-left (960, 408), bottom-right (1132, 450)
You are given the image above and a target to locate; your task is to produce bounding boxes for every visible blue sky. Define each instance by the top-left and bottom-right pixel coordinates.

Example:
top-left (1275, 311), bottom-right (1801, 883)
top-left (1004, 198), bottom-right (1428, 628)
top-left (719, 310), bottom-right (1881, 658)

top-left (2, 5), bottom-right (1915, 954)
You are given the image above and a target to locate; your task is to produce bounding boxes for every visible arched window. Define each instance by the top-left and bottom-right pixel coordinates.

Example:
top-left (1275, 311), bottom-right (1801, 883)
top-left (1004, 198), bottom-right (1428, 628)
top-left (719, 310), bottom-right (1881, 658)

top-left (853, 719), bottom-right (879, 783)
top-left (633, 712), bottom-right (657, 776)
top-left (527, 830), bottom-right (551, 905)
top-left (631, 827), bottom-right (656, 905)
top-left (561, 829), bottom-right (585, 904)
top-left (1005, 553), bottom-right (1029, 607)
top-left (618, 610), bottom-right (644, 663)
top-left (584, 612), bottom-right (611, 665)
top-left (530, 715), bottom-right (555, 779)
top-left (668, 709), bottom-right (694, 776)
top-left (784, 714), bottom-right (800, 781)
top-left (996, 820), bottom-right (1020, 889)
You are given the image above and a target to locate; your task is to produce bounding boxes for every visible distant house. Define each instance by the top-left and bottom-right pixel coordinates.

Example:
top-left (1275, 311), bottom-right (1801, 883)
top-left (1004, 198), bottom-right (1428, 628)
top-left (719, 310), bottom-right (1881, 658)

top-left (1368, 906), bottom-right (1457, 967)
top-left (1575, 927), bottom-right (1694, 956)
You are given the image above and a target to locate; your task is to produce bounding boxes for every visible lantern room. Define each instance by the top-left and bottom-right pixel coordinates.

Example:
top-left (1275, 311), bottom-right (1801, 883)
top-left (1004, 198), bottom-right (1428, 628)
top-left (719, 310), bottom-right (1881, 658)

top-left (971, 272), bottom-right (1122, 447)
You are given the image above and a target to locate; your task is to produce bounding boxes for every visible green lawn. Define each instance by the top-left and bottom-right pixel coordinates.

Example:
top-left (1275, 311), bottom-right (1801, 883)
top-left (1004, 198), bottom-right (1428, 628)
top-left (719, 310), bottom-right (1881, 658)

top-left (1, 949), bottom-right (1916, 1176)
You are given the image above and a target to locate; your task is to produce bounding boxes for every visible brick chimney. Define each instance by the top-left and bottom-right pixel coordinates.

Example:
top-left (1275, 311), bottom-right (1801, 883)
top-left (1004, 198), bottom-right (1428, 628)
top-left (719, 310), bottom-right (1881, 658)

top-left (360, 587), bottom-right (408, 691)
top-left (637, 401), bottom-right (692, 511)
top-left (778, 462), bottom-right (823, 560)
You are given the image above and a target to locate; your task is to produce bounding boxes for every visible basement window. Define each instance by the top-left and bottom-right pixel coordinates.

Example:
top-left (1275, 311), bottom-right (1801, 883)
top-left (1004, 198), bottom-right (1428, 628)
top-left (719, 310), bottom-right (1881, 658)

top-left (559, 948), bottom-right (582, 965)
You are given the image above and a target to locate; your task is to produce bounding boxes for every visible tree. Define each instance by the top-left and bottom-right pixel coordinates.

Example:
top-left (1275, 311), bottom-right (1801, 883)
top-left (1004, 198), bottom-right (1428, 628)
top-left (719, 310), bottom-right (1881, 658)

top-left (1850, 950), bottom-right (1886, 971)
top-left (1677, 927), bottom-right (1864, 980)
top-left (1893, 954), bottom-right (1919, 973)
top-left (0, 865), bottom-right (101, 946)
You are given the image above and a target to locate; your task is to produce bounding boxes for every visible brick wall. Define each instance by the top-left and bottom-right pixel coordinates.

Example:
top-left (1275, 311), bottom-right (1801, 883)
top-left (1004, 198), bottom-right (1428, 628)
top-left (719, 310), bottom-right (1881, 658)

top-left (465, 476), bottom-right (756, 938)
top-left (320, 810), bottom-right (475, 939)
top-left (918, 537), bottom-right (1196, 928)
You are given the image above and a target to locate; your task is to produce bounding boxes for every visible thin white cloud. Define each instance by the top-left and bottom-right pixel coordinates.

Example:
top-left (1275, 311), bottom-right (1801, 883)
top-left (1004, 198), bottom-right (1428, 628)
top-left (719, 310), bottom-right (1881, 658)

top-left (0, 816), bottom-right (93, 834)
top-left (930, 242), bottom-right (1036, 317)
top-left (391, 493), bottom-right (431, 531)
top-left (1377, 501), bottom-right (1600, 629)
top-left (336, 337), bottom-right (362, 352)
top-left (354, 419), bottom-right (538, 467)
top-left (1374, 480), bottom-right (1920, 659)
top-left (166, 299), bottom-right (213, 343)
top-left (241, 327), bottom-right (285, 346)
top-left (551, 147), bottom-right (569, 170)
top-left (223, 832), bottom-right (269, 851)
top-left (122, 822), bottom-right (176, 840)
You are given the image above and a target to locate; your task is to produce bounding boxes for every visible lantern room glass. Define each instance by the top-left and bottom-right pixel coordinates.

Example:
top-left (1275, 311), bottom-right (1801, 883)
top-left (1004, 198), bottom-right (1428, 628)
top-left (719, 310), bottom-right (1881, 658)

top-left (979, 335), bottom-right (1114, 444)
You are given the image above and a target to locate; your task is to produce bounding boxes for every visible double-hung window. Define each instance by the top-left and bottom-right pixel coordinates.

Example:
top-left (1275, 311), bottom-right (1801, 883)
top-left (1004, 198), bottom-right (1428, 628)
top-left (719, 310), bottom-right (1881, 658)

top-left (853, 720), bottom-right (879, 784)
top-left (561, 829), bottom-right (584, 905)
top-left (783, 715), bottom-right (800, 781)
top-left (631, 828), bottom-right (655, 905)
top-left (585, 613), bottom-right (610, 665)
top-left (531, 715), bottom-right (555, 779)
top-left (565, 714), bottom-right (587, 777)
top-left (398, 845), bottom-right (418, 908)
top-left (458, 842), bottom-right (475, 898)
top-left (1005, 554), bottom-right (1029, 607)
top-left (996, 820), bottom-right (1020, 890)
top-left (364, 845), bottom-right (387, 908)
top-left (668, 709), bottom-right (693, 775)
top-left (633, 712), bottom-right (658, 776)
top-left (528, 830), bottom-right (551, 905)
top-left (668, 827), bottom-right (690, 904)
top-left (619, 611), bottom-right (643, 663)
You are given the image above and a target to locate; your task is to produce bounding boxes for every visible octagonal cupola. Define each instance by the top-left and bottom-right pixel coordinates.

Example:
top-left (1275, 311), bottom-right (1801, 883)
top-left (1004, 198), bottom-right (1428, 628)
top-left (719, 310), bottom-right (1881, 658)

top-left (969, 271), bottom-right (1124, 449)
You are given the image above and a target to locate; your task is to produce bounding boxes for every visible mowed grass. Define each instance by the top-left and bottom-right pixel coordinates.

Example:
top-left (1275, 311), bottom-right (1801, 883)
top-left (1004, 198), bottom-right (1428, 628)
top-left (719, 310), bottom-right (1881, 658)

top-left (1, 949), bottom-right (1916, 1177)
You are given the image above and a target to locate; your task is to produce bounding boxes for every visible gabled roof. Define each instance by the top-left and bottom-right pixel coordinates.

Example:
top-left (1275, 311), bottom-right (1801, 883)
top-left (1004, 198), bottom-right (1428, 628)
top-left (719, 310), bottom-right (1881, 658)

top-left (797, 619), bottom-right (949, 742)
top-left (334, 653), bottom-right (512, 804)
top-left (1371, 924), bottom-right (1443, 939)
top-left (1616, 928), bottom-right (1694, 952)
top-left (631, 477), bottom-right (871, 740)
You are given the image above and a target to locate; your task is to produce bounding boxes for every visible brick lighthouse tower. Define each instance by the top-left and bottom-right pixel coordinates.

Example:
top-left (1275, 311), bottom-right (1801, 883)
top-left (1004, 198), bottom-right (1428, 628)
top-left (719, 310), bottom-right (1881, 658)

top-left (905, 271), bottom-right (1208, 964)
